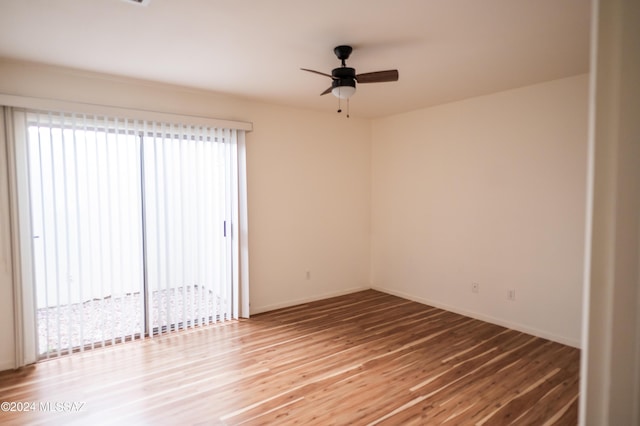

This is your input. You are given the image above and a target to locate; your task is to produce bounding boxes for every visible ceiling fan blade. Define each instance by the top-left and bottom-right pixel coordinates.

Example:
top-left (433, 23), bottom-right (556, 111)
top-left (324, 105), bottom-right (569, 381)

top-left (320, 86), bottom-right (333, 96)
top-left (301, 68), bottom-right (334, 79)
top-left (356, 70), bottom-right (399, 84)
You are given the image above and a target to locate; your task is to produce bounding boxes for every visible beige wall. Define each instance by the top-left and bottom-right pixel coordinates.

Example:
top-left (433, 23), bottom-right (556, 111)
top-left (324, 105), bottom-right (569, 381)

top-left (582, 0), bottom-right (640, 423)
top-left (244, 106), bottom-right (372, 313)
top-left (0, 59), bottom-right (372, 368)
top-left (371, 75), bottom-right (589, 347)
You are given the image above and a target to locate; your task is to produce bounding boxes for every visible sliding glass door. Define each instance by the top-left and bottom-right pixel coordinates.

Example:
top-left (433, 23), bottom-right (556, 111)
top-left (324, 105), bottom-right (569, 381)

top-left (15, 110), bottom-right (241, 359)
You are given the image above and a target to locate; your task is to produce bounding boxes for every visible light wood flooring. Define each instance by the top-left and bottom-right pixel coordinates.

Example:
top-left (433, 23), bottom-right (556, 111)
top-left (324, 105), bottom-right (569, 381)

top-left (0, 290), bottom-right (580, 425)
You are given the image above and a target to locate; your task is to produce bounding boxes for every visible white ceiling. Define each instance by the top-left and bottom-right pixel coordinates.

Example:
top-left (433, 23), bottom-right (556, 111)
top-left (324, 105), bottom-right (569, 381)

top-left (0, 0), bottom-right (590, 118)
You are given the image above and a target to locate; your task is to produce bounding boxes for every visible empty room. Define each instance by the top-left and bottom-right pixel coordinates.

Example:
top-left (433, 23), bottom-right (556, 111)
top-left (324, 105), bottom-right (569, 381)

top-left (0, 0), bottom-right (639, 425)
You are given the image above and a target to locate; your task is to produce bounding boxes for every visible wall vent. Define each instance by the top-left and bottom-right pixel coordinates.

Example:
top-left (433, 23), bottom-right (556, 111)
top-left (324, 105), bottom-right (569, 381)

top-left (124, 0), bottom-right (151, 6)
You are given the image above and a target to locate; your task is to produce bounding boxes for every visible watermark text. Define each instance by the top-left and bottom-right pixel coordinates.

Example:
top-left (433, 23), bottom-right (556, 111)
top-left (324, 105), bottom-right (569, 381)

top-left (1, 401), bottom-right (85, 413)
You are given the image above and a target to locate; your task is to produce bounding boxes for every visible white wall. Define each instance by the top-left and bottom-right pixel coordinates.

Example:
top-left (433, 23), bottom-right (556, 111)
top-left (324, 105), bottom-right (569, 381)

top-left (371, 75), bottom-right (589, 347)
top-left (0, 59), bottom-right (372, 368)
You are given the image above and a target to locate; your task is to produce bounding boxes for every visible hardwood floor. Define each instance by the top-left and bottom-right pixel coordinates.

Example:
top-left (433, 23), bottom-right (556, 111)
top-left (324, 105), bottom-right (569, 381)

top-left (0, 290), bottom-right (580, 425)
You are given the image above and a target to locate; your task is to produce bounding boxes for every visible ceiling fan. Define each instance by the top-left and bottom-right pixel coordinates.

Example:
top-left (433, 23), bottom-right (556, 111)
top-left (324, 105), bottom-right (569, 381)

top-left (301, 45), bottom-right (399, 103)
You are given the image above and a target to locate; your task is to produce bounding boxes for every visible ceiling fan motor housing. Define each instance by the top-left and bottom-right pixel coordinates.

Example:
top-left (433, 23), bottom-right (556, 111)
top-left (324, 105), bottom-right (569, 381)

top-left (332, 67), bottom-right (356, 79)
top-left (331, 78), bottom-right (356, 90)
top-left (331, 67), bottom-right (356, 91)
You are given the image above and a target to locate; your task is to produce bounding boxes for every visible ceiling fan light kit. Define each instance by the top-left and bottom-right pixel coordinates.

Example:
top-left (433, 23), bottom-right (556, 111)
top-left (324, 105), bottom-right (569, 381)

top-left (301, 45), bottom-right (399, 116)
top-left (331, 81), bottom-right (356, 99)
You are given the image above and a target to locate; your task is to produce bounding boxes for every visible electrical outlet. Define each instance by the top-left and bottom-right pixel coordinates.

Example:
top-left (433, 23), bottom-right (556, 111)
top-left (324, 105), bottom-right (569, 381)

top-left (471, 283), bottom-right (479, 293)
top-left (507, 289), bottom-right (516, 301)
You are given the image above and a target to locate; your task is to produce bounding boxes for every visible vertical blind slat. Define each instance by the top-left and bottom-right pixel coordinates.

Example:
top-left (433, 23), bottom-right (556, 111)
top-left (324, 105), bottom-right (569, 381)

top-left (45, 112), bottom-right (63, 358)
top-left (102, 116), bottom-right (114, 346)
top-left (32, 114), bottom-right (50, 357)
top-left (70, 114), bottom-right (84, 352)
top-left (230, 129), bottom-right (240, 320)
top-left (179, 124), bottom-right (186, 330)
top-left (133, 119), bottom-right (144, 341)
top-left (196, 126), bottom-right (205, 327)
top-left (81, 114), bottom-right (95, 351)
top-left (140, 119), bottom-right (150, 339)
top-left (224, 128), bottom-right (232, 320)
top-left (150, 120), bottom-right (161, 337)
top-left (114, 117), bottom-right (123, 345)
top-left (215, 129), bottom-right (224, 320)
top-left (163, 123), bottom-right (172, 333)
top-left (95, 118), bottom-right (106, 346)
top-left (59, 112), bottom-right (72, 355)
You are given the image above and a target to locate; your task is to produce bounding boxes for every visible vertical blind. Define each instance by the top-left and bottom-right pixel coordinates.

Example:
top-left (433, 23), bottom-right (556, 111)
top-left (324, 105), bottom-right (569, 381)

top-left (16, 109), bottom-right (243, 359)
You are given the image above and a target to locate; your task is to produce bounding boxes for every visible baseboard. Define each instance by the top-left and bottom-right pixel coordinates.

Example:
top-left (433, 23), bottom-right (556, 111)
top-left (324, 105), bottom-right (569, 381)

top-left (372, 286), bottom-right (581, 349)
top-left (250, 285), bottom-right (581, 348)
top-left (250, 286), bottom-right (370, 315)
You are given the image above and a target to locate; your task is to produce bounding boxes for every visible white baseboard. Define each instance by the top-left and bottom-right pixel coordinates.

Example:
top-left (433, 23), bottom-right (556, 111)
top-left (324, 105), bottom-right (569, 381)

top-left (371, 286), bottom-right (581, 349)
top-left (250, 286), bottom-right (370, 315)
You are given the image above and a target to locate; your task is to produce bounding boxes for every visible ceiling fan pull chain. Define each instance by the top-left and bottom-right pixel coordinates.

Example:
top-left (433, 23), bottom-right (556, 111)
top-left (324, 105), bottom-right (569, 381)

top-left (337, 94), bottom-right (342, 114)
top-left (347, 98), bottom-right (350, 118)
